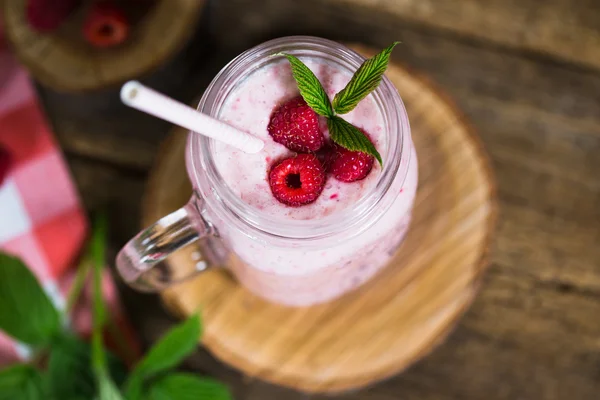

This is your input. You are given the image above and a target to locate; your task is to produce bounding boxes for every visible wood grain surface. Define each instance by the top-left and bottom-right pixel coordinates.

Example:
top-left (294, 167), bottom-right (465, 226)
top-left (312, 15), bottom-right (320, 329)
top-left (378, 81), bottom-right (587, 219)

top-left (330, 0), bottom-right (600, 72)
top-left (140, 48), bottom-right (496, 392)
top-left (33, 0), bottom-right (600, 398)
top-left (2, 0), bottom-right (205, 92)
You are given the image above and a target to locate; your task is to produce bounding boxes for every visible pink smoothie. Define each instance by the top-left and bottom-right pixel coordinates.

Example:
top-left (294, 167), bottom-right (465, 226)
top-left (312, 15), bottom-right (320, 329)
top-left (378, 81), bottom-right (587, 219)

top-left (211, 58), bottom-right (418, 306)
top-left (214, 60), bottom-right (385, 220)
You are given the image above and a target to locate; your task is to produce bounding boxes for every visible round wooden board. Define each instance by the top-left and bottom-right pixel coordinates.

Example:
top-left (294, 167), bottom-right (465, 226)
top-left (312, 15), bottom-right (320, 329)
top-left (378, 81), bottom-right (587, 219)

top-left (142, 45), bottom-right (497, 394)
top-left (2, 0), bottom-right (204, 92)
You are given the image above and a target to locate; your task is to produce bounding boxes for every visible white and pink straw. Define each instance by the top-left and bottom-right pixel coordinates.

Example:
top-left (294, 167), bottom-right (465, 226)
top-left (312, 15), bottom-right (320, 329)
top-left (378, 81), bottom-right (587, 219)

top-left (120, 81), bottom-right (264, 154)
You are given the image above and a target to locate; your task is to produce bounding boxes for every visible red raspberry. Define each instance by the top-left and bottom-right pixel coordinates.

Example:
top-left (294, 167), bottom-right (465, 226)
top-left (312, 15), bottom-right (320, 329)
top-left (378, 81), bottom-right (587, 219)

top-left (329, 138), bottom-right (375, 182)
top-left (83, 2), bottom-right (129, 48)
top-left (267, 97), bottom-right (325, 153)
top-left (26, 0), bottom-right (81, 33)
top-left (0, 145), bottom-right (13, 187)
top-left (269, 154), bottom-right (326, 207)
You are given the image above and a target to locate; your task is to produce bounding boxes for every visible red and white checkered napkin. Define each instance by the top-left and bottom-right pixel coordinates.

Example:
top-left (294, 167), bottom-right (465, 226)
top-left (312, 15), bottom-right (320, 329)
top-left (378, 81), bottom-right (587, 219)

top-left (0, 21), bottom-right (138, 365)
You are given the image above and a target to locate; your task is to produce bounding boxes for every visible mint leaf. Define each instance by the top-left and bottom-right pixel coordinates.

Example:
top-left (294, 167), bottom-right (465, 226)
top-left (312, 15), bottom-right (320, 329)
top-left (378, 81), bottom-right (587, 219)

top-left (123, 375), bottom-right (143, 400)
top-left (283, 54), bottom-right (333, 117)
top-left (0, 253), bottom-right (61, 345)
top-left (0, 364), bottom-right (44, 400)
top-left (47, 334), bottom-right (127, 400)
top-left (47, 335), bottom-right (96, 400)
top-left (333, 42), bottom-right (399, 114)
top-left (124, 315), bottom-right (201, 399)
top-left (131, 314), bottom-right (201, 380)
top-left (147, 373), bottom-right (232, 400)
top-left (327, 116), bottom-right (382, 166)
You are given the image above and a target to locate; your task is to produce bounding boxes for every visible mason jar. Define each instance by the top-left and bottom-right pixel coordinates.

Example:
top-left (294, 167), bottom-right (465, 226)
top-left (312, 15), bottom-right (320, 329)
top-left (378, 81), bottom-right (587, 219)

top-left (117, 36), bottom-right (417, 307)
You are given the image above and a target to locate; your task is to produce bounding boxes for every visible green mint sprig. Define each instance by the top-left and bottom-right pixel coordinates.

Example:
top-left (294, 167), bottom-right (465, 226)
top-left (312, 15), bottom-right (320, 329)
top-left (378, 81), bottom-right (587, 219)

top-left (281, 42), bottom-right (399, 166)
top-left (0, 213), bottom-right (231, 400)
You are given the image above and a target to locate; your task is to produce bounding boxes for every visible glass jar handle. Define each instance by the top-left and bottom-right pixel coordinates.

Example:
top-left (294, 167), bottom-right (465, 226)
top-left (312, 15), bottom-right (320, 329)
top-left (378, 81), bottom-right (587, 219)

top-left (116, 197), bottom-right (213, 291)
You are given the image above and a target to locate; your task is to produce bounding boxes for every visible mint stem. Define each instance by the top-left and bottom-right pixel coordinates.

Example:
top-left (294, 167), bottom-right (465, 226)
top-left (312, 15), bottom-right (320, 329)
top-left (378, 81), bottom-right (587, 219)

top-left (66, 254), bottom-right (92, 314)
top-left (91, 212), bottom-right (108, 376)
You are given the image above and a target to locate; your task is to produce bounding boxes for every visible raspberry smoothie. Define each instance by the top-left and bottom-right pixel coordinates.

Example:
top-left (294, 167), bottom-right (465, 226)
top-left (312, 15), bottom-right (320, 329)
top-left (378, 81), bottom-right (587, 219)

top-left (116, 37), bottom-right (416, 306)
top-left (208, 57), bottom-right (418, 306)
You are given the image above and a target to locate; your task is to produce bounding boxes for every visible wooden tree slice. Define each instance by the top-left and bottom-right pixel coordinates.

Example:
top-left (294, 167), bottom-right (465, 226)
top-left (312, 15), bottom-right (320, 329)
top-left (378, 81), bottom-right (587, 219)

top-left (2, 0), bottom-right (204, 92)
top-left (142, 45), bottom-right (497, 393)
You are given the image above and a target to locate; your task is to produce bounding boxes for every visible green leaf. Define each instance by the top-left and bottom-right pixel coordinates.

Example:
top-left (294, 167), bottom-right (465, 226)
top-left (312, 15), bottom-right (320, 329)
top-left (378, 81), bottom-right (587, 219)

top-left (327, 116), bottom-right (383, 166)
top-left (46, 334), bottom-right (127, 400)
top-left (0, 253), bottom-right (61, 345)
top-left (98, 371), bottom-right (124, 400)
top-left (131, 314), bottom-right (201, 380)
top-left (123, 314), bottom-right (201, 399)
top-left (147, 373), bottom-right (232, 400)
top-left (47, 335), bottom-right (96, 400)
top-left (282, 54), bottom-right (333, 117)
top-left (123, 375), bottom-right (143, 400)
top-left (332, 42), bottom-right (399, 114)
top-left (0, 364), bottom-right (44, 400)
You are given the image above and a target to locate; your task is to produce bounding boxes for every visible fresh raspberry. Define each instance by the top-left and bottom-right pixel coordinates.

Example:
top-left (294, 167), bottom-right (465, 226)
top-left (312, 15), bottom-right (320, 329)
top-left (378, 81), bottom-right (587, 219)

top-left (83, 2), bottom-right (129, 48)
top-left (26, 0), bottom-right (81, 33)
top-left (329, 137), bottom-right (375, 182)
top-left (0, 145), bottom-right (13, 187)
top-left (269, 154), bottom-right (326, 207)
top-left (267, 97), bottom-right (325, 153)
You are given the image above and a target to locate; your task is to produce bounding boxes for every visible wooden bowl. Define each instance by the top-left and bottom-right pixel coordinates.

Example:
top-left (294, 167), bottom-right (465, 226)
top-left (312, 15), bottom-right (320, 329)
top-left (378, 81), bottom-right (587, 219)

top-left (2, 0), bottom-right (205, 92)
top-left (142, 45), bottom-right (497, 393)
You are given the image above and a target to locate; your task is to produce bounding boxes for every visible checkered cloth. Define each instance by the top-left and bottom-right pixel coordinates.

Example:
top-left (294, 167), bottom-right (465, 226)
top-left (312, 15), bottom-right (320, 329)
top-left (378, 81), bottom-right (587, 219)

top-left (0, 18), bottom-right (137, 365)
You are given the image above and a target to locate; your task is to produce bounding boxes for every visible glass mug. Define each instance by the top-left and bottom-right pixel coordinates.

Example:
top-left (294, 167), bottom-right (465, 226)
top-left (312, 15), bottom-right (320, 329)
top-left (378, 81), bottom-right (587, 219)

top-left (116, 36), bottom-right (418, 307)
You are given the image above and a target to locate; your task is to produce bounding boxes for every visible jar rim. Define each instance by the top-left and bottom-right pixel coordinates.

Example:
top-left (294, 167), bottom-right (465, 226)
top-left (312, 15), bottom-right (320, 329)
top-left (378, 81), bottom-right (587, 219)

top-left (187, 36), bottom-right (412, 244)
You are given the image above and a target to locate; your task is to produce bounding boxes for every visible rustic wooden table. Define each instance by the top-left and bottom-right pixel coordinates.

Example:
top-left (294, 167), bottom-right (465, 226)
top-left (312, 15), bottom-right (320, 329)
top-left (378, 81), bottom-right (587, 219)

top-left (35, 0), bottom-right (600, 399)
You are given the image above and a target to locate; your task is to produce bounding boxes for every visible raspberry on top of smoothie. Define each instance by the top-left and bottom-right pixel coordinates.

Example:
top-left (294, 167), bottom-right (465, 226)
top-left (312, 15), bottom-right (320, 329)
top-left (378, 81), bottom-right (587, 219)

top-left (269, 153), bottom-right (326, 206)
top-left (268, 96), bottom-right (325, 153)
top-left (212, 42), bottom-right (399, 219)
